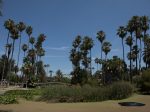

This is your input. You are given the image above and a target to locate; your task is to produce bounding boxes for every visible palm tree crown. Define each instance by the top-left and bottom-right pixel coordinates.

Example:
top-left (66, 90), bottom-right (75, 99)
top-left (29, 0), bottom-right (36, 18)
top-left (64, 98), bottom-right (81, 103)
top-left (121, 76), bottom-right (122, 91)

top-left (96, 31), bottom-right (105, 43)
top-left (102, 41), bottom-right (111, 60)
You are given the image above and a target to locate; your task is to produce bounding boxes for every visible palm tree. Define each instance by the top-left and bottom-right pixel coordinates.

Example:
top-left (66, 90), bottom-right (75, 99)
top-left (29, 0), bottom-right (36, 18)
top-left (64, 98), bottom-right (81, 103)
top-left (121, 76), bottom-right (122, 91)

top-left (141, 16), bottom-right (149, 68)
top-left (21, 44), bottom-right (28, 82)
top-left (22, 44), bottom-right (28, 57)
top-left (29, 37), bottom-right (35, 48)
top-left (94, 58), bottom-right (99, 71)
top-left (4, 19), bottom-right (14, 44)
top-left (2, 19), bottom-right (14, 80)
top-left (55, 69), bottom-right (63, 82)
top-left (143, 35), bottom-right (150, 68)
top-left (132, 16), bottom-right (141, 73)
top-left (127, 16), bottom-right (139, 73)
top-left (71, 36), bottom-right (82, 69)
top-left (117, 26), bottom-right (127, 62)
top-left (102, 41), bottom-right (111, 61)
top-left (26, 26), bottom-right (33, 49)
top-left (132, 45), bottom-right (139, 72)
top-left (16, 22), bottom-right (26, 67)
top-left (9, 25), bottom-right (19, 74)
top-left (1, 44), bottom-right (12, 80)
top-left (37, 47), bottom-right (45, 61)
top-left (126, 36), bottom-right (133, 82)
top-left (81, 36), bottom-right (94, 75)
top-left (127, 50), bottom-right (136, 81)
top-left (35, 34), bottom-right (46, 77)
top-left (96, 31), bottom-right (105, 64)
top-left (49, 70), bottom-right (53, 77)
top-left (136, 27), bottom-right (143, 71)
top-left (72, 35), bottom-right (82, 50)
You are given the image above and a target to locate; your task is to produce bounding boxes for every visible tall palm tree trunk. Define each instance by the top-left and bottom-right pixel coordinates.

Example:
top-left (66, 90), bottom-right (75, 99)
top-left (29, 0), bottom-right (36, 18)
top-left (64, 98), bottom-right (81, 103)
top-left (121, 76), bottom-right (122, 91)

top-left (103, 54), bottom-right (107, 85)
top-left (139, 38), bottom-right (142, 72)
top-left (105, 54), bottom-right (107, 61)
top-left (130, 32), bottom-right (133, 82)
top-left (90, 49), bottom-right (92, 75)
top-left (122, 39), bottom-right (125, 62)
top-left (130, 47), bottom-right (132, 82)
top-left (28, 36), bottom-right (30, 51)
top-left (143, 32), bottom-right (148, 68)
top-left (8, 39), bottom-right (15, 82)
top-left (17, 33), bottom-right (22, 67)
top-left (135, 38), bottom-right (138, 74)
top-left (101, 44), bottom-right (103, 69)
top-left (2, 32), bottom-right (10, 81)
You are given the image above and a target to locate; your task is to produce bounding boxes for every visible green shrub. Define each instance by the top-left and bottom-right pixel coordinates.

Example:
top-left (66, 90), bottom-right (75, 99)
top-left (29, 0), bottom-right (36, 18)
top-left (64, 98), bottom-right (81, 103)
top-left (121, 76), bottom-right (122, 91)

top-left (0, 95), bottom-right (18, 104)
top-left (110, 81), bottom-right (134, 100)
top-left (40, 82), bottom-right (134, 102)
top-left (4, 89), bottom-right (42, 100)
top-left (139, 69), bottom-right (150, 93)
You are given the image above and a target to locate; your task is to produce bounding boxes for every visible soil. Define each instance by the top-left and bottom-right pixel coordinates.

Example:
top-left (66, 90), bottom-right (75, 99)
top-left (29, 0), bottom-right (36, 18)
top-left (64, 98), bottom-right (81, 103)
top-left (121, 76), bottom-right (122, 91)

top-left (0, 94), bottom-right (149, 112)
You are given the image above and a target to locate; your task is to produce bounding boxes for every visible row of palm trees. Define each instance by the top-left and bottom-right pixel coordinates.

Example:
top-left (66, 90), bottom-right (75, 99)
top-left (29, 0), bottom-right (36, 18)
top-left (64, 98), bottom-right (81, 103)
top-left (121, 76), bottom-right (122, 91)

top-left (0, 19), bottom-right (47, 83)
top-left (70, 33), bottom-right (112, 84)
top-left (70, 15), bottom-right (150, 85)
top-left (116, 16), bottom-right (150, 81)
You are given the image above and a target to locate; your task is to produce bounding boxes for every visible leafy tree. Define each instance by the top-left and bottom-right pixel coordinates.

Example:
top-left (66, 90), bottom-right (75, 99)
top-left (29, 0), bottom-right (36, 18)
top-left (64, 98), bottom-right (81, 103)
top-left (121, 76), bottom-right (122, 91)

top-left (70, 36), bottom-right (82, 84)
top-left (102, 56), bottom-right (126, 83)
top-left (80, 36), bottom-right (94, 74)
top-left (70, 36), bottom-right (94, 84)
top-left (36, 61), bottom-right (46, 82)
top-left (55, 69), bottom-right (63, 82)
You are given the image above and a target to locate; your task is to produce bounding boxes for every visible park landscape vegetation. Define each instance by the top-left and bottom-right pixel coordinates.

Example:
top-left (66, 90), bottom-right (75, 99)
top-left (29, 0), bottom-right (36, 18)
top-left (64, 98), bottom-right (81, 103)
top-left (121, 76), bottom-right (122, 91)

top-left (0, 16), bottom-right (150, 104)
top-left (0, 13), bottom-right (150, 104)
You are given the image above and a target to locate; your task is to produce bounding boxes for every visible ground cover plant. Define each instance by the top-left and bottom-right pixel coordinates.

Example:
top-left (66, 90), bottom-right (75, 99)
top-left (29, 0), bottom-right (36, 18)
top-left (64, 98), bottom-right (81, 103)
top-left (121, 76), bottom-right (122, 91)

top-left (0, 89), bottom-right (42, 104)
top-left (0, 95), bottom-right (18, 104)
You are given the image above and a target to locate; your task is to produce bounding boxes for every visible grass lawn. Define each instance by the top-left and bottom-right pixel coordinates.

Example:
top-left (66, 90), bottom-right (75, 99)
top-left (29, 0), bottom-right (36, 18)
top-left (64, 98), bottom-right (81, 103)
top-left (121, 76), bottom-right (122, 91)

top-left (0, 94), bottom-right (149, 112)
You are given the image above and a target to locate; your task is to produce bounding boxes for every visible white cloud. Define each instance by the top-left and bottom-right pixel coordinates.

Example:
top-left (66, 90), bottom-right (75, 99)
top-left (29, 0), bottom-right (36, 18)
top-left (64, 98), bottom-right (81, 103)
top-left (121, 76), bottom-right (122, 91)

top-left (44, 46), bottom-right (69, 51)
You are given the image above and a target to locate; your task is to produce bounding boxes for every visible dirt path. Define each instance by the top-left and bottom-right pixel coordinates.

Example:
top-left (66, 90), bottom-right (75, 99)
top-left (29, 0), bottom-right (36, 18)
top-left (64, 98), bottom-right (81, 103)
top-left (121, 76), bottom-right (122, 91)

top-left (0, 94), bottom-right (149, 112)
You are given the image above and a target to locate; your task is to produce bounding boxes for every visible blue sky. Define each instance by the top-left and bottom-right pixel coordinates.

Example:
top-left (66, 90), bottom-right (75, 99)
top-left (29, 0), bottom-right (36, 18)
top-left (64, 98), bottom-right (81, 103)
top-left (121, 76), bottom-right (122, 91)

top-left (0, 0), bottom-right (150, 75)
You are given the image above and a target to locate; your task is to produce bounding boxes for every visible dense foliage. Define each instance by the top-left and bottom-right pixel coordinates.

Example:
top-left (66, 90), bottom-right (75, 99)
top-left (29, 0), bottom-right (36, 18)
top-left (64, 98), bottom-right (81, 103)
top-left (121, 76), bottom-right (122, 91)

top-left (0, 95), bottom-right (18, 104)
top-left (139, 69), bottom-right (150, 93)
top-left (70, 15), bottom-right (150, 87)
top-left (0, 89), bottom-right (42, 104)
top-left (40, 81), bottom-right (134, 102)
